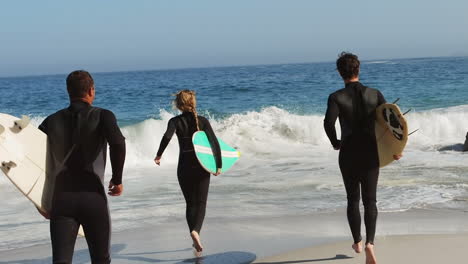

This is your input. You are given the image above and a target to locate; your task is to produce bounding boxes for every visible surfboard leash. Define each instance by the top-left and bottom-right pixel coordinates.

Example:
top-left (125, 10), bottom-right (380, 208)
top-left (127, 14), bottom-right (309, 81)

top-left (403, 109), bottom-right (412, 115)
top-left (408, 129), bottom-right (419, 136)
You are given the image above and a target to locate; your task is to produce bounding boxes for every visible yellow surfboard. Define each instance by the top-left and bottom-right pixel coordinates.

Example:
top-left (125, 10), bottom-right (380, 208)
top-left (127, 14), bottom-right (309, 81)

top-left (375, 104), bottom-right (408, 167)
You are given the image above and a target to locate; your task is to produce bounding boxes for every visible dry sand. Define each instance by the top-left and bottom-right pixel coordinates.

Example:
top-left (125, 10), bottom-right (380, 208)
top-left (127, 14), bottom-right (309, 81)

top-left (255, 234), bottom-right (467, 264)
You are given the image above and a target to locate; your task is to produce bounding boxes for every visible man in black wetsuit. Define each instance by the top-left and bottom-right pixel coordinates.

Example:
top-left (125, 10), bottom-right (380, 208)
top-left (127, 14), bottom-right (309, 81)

top-left (324, 52), bottom-right (400, 264)
top-left (38, 70), bottom-right (126, 264)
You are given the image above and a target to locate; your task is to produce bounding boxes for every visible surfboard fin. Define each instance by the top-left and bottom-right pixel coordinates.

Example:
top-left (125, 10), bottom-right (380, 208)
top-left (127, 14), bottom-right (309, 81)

top-left (14, 116), bottom-right (30, 131)
top-left (10, 116), bottom-right (31, 134)
top-left (403, 109), bottom-right (412, 115)
top-left (1, 161), bottom-right (17, 173)
top-left (408, 129), bottom-right (419, 136)
top-left (392, 98), bottom-right (400, 104)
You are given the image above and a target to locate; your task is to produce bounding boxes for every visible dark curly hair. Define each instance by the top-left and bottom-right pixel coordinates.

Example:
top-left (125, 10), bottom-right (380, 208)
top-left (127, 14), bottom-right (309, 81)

top-left (336, 52), bottom-right (360, 81)
top-left (66, 70), bottom-right (94, 99)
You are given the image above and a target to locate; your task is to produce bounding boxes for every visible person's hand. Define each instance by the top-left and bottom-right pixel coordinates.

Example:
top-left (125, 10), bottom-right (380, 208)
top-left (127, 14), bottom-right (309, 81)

top-left (333, 140), bottom-right (341, 150)
top-left (36, 206), bottom-right (50, 220)
top-left (108, 181), bottom-right (123, 196)
top-left (154, 156), bottom-right (161, 166)
top-left (393, 154), bottom-right (403, 160)
top-left (213, 168), bottom-right (221, 176)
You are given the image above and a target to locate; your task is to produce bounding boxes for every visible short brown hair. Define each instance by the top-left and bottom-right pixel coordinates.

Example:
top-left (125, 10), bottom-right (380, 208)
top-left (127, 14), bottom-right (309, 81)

top-left (66, 70), bottom-right (94, 99)
top-left (336, 52), bottom-right (360, 80)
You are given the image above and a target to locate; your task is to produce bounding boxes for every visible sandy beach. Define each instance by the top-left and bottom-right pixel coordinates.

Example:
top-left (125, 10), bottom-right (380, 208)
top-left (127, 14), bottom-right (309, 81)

top-left (0, 208), bottom-right (467, 263)
top-left (255, 234), bottom-right (467, 264)
top-left (1, 1), bottom-right (468, 263)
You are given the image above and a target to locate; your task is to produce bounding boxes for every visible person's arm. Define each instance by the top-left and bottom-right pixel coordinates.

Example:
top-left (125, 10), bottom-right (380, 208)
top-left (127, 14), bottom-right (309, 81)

top-left (463, 132), bottom-right (468, 152)
top-left (324, 94), bottom-right (341, 150)
top-left (202, 117), bottom-right (222, 174)
top-left (154, 118), bottom-right (176, 165)
top-left (377, 91), bottom-right (386, 105)
top-left (101, 110), bottom-right (126, 196)
top-left (38, 117), bottom-right (48, 134)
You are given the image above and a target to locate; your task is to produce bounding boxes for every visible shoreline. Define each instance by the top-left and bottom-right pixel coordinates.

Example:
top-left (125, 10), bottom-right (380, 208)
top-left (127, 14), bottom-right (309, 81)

top-left (1, 208), bottom-right (467, 263)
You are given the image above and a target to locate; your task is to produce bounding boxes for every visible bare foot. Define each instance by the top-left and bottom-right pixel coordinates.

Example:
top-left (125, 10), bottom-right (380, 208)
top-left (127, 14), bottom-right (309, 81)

top-left (365, 244), bottom-right (377, 264)
top-left (193, 247), bottom-right (202, 258)
top-left (352, 241), bottom-right (363, 253)
top-left (191, 231), bottom-right (203, 252)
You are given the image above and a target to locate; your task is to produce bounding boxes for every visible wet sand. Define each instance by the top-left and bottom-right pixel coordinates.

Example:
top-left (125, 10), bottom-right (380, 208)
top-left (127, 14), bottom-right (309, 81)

top-left (0, 209), bottom-right (467, 263)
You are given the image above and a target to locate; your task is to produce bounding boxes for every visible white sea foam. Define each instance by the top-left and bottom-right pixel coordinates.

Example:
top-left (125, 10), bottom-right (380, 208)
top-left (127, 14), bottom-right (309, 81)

top-left (110, 105), bottom-right (468, 213)
top-left (364, 60), bottom-right (396, 64)
top-left (1, 106), bottom-right (467, 250)
top-left (20, 104), bottom-right (467, 172)
top-left (122, 107), bottom-right (337, 170)
top-left (3, 106), bottom-right (468, 199)
top-left (121, 105), bottom-right (468, 170)
top-left (405, 105), bottom-right (468, 149)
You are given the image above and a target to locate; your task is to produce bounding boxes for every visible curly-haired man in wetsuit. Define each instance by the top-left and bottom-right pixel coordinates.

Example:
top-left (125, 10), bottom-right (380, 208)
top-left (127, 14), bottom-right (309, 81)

top-left (324, 52), bottom-right (401, 264)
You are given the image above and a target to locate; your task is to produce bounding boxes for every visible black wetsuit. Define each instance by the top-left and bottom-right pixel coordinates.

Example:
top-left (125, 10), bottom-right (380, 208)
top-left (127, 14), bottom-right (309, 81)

top-left (39, 101), bottom-right (125, 264)
top-left (324, 82), bottom-right (385, 245)
top-left (464, 132), bottom-right (468, 152)
top-left (157, 112), bottom-right (221, 233)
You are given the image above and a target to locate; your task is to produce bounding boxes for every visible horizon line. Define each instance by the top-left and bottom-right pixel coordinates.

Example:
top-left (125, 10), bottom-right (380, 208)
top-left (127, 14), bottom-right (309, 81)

top-left (1, 54), bottom-right (466, 79)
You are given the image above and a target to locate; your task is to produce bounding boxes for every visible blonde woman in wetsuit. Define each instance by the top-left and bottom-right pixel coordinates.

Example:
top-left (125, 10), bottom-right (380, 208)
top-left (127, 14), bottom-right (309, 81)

top-left (154, 90), bottom-right (222, 253)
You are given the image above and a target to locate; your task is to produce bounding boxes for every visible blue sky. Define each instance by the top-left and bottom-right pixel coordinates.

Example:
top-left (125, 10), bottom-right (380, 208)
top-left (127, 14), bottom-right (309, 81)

top-left (1, 0), bottom-right (467, 77)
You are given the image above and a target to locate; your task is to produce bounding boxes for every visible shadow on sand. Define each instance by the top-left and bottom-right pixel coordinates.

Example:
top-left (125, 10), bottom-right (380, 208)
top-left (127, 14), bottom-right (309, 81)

top-left (254, 254), bottom-right (353, 264)
top-left (176, 251), bottom-right (256, 264)
top-left (0, 244), bottom-right (257, 264)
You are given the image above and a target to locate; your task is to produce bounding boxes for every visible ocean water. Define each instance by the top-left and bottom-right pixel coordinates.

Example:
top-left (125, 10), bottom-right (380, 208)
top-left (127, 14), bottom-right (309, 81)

top-left (0, 56), bottom-right (468, 250)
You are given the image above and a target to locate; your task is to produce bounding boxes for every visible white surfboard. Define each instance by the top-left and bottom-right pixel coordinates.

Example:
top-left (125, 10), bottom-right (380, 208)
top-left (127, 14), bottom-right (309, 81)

top-left (375, 104), bottom-right (408, 167)
top-left (0, 113), bottom-right (85, 236)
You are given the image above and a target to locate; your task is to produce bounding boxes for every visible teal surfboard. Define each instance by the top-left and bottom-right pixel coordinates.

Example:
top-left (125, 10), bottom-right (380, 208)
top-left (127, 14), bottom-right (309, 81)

top-left (192, 131), bottom-right (240, 174)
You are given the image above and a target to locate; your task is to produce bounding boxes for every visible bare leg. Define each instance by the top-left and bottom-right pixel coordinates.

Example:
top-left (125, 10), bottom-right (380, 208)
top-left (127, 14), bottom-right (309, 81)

top-left (365, 243), bottom-right (377, 264)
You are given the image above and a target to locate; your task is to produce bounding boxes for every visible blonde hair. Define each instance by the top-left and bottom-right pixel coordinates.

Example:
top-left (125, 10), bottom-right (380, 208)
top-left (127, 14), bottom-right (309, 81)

top-left (174, 90), bottom-right (200, 131)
